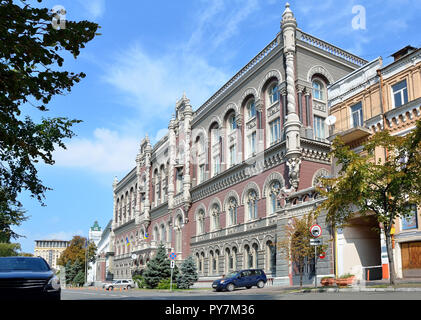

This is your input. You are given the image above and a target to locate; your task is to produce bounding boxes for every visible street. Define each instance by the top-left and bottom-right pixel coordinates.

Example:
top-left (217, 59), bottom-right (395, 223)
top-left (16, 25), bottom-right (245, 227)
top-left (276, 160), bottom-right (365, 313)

top-left (61, 287), bottom-right (421, 300)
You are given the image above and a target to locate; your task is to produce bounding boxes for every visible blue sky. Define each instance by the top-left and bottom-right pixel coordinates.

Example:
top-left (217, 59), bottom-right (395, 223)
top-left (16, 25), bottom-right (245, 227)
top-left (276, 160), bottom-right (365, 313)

top-left (15, 0), bottom-right (421, 253)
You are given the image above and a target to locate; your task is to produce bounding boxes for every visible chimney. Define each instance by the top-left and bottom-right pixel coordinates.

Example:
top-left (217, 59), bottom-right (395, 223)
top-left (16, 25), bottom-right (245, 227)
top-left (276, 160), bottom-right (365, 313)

top-left (391, 45), bottom-right (417, 61)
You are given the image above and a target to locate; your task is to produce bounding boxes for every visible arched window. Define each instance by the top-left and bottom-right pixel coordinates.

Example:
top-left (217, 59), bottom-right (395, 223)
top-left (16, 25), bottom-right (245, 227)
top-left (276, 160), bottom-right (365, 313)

top-left (211, 203), bottom-right (220, 231)
top-left (244, 245), bottom-right (252, 269)
top-left (312, 80), bottom-right (325, 101)
top-left (175, 215), bottom-right (183, 253)
top-left (225, 248), bottom-right (231, 273)
top-left (247, 190), bottom-right (258, 221)
top-left (227, 198), bottom-right (238, 226)
top-left (160, 224), bottom-right (166, 243)
top-left (215, 249), bottom-right (220, 274)
top-left (197, 209), bottom-right (205, 235)
top-left (153, 226), bottom-right (159, 241)
top-left (266, 241), bottom-right (276, 275)
top-left (268, 83), bottom-right (280, 105)
top-left (252, 243), bottom-right (259, 268)
top-left (269, 181), bottom-right (281, 215)
top-left (247, 99), bottom-right (256, 120)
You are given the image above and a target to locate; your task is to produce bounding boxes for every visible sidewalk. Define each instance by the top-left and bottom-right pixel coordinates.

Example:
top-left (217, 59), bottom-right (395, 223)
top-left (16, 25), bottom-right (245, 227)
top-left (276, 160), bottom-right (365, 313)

top-left (296, 278), bottom-right (421, 293)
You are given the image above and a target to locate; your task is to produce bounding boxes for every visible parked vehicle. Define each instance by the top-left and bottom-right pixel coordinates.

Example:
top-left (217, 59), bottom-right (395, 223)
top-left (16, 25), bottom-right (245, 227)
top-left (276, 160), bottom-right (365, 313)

top-left (0, 257), bottom-right (61, 300)
top-left (104, 279), bottom-right (134, 290)
top-left (212, 269), bottom-right (267, 292)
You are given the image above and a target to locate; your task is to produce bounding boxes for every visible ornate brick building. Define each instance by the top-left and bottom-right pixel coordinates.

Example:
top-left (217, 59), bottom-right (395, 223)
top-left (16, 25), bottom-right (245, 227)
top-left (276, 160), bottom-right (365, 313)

top-left (110, 3), bottom-right (367, 286)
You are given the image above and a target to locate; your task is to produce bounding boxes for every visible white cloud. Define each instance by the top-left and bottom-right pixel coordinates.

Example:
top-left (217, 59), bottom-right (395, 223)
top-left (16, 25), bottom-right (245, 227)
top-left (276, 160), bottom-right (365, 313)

top-left (103, 44), bottom-right (228, 118)
top-left (53, 128), bottom-right (139, 174)
top-left (78, 0), bottom-right (105, 20)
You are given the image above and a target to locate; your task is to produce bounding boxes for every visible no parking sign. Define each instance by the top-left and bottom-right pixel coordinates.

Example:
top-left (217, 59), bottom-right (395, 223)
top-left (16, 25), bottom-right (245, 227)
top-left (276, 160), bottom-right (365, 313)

top-left (310, 224), bottom-right (322, 238)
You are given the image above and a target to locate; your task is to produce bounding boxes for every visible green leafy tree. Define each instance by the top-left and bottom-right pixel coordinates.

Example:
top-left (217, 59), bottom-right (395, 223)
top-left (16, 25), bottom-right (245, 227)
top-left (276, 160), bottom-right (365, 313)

top-left (0, 242), bottom-right (21, 256)
top-left (278, 213), bottom-right (327, 289)
top-left (315, 120), bottom-right (421, 285)
top-left (143, 244), bottom-right (178, 289)
top-left (0, 0), bottom-right (100, 241)
top-left (176, 255), bottom-right (198, 289)
top-left (57, 236), bottom-right (96, 267)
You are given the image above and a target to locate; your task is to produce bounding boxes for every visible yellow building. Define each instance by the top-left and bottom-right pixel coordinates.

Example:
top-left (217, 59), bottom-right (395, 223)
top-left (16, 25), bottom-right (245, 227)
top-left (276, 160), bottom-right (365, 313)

top-left (34, 240), bottom-right (69, 271)
top-left (327, 45), bottom-right (421, 280)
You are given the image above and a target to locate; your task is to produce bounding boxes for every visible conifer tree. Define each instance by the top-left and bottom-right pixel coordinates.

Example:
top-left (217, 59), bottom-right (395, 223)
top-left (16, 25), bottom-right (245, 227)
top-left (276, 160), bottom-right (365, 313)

top-left (176, 256), bottom-right (198, 289)
top-left (143, 244), bottom-right (178, 289)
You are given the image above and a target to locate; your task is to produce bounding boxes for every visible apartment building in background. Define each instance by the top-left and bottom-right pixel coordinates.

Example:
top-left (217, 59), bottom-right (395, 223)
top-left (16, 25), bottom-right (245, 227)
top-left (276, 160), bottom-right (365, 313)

top-left (34, 240), bottom-right (69, 271)
top-left (327, 45), bottom-right (421, 280)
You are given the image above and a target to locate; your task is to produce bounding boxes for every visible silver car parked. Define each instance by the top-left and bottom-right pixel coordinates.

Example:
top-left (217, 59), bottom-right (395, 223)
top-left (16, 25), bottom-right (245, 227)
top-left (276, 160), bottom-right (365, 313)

top-left (104, 279), bottom-right (134, 291)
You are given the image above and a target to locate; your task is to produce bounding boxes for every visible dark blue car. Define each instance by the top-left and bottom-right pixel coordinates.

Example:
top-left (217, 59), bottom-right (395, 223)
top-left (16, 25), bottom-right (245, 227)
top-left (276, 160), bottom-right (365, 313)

top-left (212, 269), bottom-right (267, 292)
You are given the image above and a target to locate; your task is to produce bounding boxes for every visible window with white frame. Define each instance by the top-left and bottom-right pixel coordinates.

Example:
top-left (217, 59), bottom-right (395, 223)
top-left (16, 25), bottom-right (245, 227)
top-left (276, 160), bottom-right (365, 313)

top-left (227, 197), bottom-right (238, 226)
top-left (229, 114), bottom-right (237, 132)
top-left (229, 145), bottom-right (236, 167)
top-left (211, 204), bottom-right (220, 231)
top-left (392, 80), bottom-right (409, 108)
top-left (199, 164), bottom-right (205, 184)
top-left (351, 102), bottom-right (363, 128)
top-left (248, 132), bottom-right (256, 158)
top-left (269, 83), bottom-right (280, 105)
top-left (247, 190), bottom-right (258, 221)
top-left (269, 181), bottom-right (281, 214)
top-left (213, 155), bottom-right (220, 176)
top-left (269, 118), bottom-right (281, 145)
top-left (197, 210), bottom-right (205, 235)
top-left (247, 99), bottom-right (256, 120)
top-left (312, 80), bottom-right (325, 101)
top-left (313, 116), bottom-right (326, 141)
top-left (176, 168), bottom-right (183, 194)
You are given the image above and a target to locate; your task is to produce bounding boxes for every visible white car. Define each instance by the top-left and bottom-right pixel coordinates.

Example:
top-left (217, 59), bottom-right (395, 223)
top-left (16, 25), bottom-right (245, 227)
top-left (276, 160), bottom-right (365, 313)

top-left (104, 279), bottom-right (134, 290)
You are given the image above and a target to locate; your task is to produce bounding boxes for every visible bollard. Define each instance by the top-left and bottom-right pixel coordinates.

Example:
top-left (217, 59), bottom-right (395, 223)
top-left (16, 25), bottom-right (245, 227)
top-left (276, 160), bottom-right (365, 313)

top-left (367, 270), bottom-right (370, 281)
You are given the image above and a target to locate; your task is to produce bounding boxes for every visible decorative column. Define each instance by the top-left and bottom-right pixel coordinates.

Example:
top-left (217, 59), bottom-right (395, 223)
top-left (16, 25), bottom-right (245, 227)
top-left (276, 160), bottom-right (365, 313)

top-left (183, 95), bottom-right (193, 217)
top-left (112, 177), bottom-right (119, 230)
top-left (282, 3), bottom-right (302, 190)
top-left (144, 136), bottom-right (152, 224)
top-left (168, 116), bottom-right (176, 210)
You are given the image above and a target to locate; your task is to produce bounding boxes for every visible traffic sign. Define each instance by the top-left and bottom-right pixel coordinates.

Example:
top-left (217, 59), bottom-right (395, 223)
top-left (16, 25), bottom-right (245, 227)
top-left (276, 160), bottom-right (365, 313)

top-left (310, 238), bottom-right (323, 246)
top-left (310, 224), bottom-right (322, 238)
top-left (169, 252), bottom-right (177, 260)
top-left (319, 252), bottom-right (326, 259)
top-left (170, 260), bottom-right (175, 269)
top-left (131, 254), bottom-right (137, 260)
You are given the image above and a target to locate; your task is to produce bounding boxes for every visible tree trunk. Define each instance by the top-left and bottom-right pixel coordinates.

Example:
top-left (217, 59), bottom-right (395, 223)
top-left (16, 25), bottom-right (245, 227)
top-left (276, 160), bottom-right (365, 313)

top-left (299, 263), bottom-right (303, 289)
top-left (385, 233), bottom-right (396, 285)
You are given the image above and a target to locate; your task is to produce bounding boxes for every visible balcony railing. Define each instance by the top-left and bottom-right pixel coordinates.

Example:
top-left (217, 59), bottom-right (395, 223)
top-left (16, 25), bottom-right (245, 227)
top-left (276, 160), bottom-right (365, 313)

top-left (327, 114), bottom-right (372, 144)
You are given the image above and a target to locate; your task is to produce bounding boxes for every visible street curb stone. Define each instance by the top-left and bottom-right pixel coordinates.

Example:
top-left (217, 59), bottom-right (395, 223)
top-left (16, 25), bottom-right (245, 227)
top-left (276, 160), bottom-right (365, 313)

top-left (298, 287), bottom-right (421, 293)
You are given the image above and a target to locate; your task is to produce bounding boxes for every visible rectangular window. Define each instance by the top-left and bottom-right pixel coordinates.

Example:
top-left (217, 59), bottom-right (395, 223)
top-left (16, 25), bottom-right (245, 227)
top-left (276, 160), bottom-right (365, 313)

top-left (199, 164), bottom-right (205, 183)
top-left (402, 204), bottom-right (418, 230)
top-left (269, 118), bottom-right (281, 144)
top-left (213, 156), bottom-right (220, 176)
top-left (248, 132), bottom-right (256, 157)
top-left (351, 102), bottom-right (363, 128)
top-left (313, 116), bottom-right (326, 141)
top-left (229, 145), bottom-right (236, 167)
top-left (392, 80), bottom-right (409, 108)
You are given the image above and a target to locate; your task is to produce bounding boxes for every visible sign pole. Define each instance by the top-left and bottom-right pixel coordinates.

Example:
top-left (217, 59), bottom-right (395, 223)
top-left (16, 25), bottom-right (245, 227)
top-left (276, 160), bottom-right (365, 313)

top-left (314, 245), bottom-right (317, 288)
top-left (170, 265), bottom-right (173, 292)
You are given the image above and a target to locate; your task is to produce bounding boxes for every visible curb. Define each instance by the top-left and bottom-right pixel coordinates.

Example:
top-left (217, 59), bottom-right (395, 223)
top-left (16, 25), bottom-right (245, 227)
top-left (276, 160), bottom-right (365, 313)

top-left (299, 287), bottom-right (421, 293)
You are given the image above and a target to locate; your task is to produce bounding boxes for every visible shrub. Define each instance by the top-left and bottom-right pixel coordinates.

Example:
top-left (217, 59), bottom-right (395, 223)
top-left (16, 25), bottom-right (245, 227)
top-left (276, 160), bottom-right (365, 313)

top-left (157, 278), bottom-right (174, 290)
top-left (133, 275), bottom-right (146, 288)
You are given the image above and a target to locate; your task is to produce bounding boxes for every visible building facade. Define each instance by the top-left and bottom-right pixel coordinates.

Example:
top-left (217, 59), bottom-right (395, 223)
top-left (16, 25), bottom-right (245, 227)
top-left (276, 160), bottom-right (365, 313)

top-left (95, 220), bottom-right (114, 283)
top-left (34, 240), bottom-right (69, 271)
top-left (87, 221), bottom-right (102, 283)
top-left (110, 3), bottom-right (368, 285)
top-left (328, 46), bottom-right (421, 280)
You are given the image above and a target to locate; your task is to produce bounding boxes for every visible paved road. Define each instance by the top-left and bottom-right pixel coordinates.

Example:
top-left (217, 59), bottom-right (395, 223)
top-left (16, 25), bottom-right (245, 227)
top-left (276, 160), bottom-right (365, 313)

top-left (61, 287), bottom-right (421, 300)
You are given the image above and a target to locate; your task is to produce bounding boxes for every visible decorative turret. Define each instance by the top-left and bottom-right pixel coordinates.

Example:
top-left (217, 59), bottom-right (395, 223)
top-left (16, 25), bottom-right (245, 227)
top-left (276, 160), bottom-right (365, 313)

top-left (281, 2), bottom-right (302, 190)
